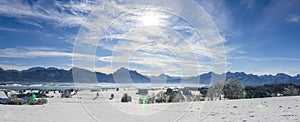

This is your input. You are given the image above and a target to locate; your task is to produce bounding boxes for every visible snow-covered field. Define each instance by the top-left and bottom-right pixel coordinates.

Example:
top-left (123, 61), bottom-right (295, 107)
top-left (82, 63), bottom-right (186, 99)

top-left (1, 90), bottom-right (299, 122)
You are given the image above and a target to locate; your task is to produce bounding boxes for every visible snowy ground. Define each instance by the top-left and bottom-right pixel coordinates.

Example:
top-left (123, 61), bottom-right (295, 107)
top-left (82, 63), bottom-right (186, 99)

top-left (0, 90), bottom-right (299, 122)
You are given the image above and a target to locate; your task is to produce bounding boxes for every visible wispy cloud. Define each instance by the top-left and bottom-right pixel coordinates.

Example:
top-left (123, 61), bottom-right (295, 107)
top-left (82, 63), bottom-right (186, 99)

top-left (0, 27), bottom-right (46, 35)
top-left (0, 0), bottom-right (102, 27)
top-left (0, 64), bottom-right (30, 71)
top-left (0, 46), bottom-right (93, 59)
top-left (0, 63), bottom-right (73, 71)
top-left (240, 0), bottom-right (255, 9)
top-left (287, 14), bottom-right (300, 23)
top-left (228, 56), bottom-right (300, 62)
top-left (255, 0), bottom-right (300, 31)
top-left (98, 26), bottom-right (213, 76)
top-left (0, 27), bottom-right (29, 33)
top-left (0, 1), bottom-right (238, 76)
top-left (71, 1), bottom-right (238, 76)
top-left (196, 0), bottom-right (232, 35)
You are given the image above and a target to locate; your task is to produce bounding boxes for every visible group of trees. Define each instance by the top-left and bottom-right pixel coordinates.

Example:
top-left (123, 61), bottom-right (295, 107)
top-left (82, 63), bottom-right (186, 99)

top-left (135, 88), bottom-right (187, 104)
top-left (138, 88), bottom-right (204, 104)
top-left (121, 80), bottom-right (300, 103)
top-left (200, 80), bottom-right (244, 100)
top-left (202, 79), bottom-right (300, 100)
top-left (4, 92), bottom-right (48, 105)
top-left (245, 84), bottom-right (300, 98)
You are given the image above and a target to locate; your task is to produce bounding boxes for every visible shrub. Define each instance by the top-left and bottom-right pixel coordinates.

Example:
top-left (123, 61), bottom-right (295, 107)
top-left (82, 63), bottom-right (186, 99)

top-left (148, 96), bottom-right (155, 104)
top-left (27, 99), bottom-right (36, 105)
top-left (121, 93), bottom-right (131, 102)
top-left (61, 91), bottom-right (71, 98)
top-left (37, 99), bottom-right (48, 105)
top-left (139, 94), bottom-right (158, 104)
top-left (155, 91), bottom-right (167, 103)
top-left (27, 98), bottom-right (47, 105)
top-left (7, 99), bottom-right (22, 105)
top-left (199, 87), bottom-right (208, 97)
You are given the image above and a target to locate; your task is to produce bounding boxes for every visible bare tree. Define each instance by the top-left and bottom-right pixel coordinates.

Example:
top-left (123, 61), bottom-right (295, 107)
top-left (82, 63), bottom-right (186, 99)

top-left (283, 85), bottom-right (299, 96)
top-left (206, 81), bottom-right (224, 100)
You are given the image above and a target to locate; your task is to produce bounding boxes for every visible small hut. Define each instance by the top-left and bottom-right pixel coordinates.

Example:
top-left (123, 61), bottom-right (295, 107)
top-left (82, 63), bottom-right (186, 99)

top-left (0, 90), bottom-right (8, 104)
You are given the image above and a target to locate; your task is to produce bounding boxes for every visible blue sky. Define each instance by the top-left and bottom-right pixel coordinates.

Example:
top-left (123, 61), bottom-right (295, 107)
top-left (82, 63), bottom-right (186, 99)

top-left (0, 0), bottom-right (299, 76)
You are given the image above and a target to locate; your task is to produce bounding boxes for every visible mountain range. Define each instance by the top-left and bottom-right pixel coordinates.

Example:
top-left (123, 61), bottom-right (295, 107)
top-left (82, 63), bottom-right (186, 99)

top-left (0, 67), bottom-right (299, 86)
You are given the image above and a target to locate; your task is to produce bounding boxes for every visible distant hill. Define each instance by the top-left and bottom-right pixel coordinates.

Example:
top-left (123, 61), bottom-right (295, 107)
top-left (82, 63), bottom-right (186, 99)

top-left (0, 67), bottom-right (299, 86)
top-left (0, 67), bottom-right (73, 83)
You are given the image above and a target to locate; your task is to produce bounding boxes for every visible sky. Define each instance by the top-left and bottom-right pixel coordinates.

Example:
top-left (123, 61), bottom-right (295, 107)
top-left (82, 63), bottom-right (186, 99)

top-left (0, 0), bottom-right (299, 76)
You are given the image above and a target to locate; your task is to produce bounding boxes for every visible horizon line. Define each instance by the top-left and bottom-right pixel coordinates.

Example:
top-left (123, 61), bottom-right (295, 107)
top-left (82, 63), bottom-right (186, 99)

top-left (0, 66), bottom-right (299, 77)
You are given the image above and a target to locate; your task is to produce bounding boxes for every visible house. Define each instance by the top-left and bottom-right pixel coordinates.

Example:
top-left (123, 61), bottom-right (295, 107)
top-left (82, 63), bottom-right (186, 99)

top-left (0, 90), bottom-right (8, 104)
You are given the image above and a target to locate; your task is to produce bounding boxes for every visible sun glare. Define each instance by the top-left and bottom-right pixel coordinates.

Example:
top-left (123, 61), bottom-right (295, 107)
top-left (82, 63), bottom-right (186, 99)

top-left (138, 12), bottom-right (163, 26)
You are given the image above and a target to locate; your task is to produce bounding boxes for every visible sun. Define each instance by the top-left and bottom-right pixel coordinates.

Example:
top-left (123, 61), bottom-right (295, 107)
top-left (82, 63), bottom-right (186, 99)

top-left (138, 12), bottom-right (163, 26)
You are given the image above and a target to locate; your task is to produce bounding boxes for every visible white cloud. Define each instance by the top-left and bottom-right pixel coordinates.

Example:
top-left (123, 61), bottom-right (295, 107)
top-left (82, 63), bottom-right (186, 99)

top-left (0, 46), bottom-right (93, 59)
top-left (196, 0), bottom-right (232, 36)
top-left (70, 1), bottom-right (235, 76)
top-left (0, 27), bottom-right (30, 33)
top-left (0, 64), bottom-right (30, 71)
top-left (0, 0), bottom-right (239, 77)
top-left (0, 0), bottom-right (102, 27)
top-left (0, 27), bottom-right (51, 37)
top-left (97, 24), bottom-right (215, 76)
top-left (287, 14), bottom-right (300, 23)
top-left (0, 63), bottom-right (72, 71)
top-left (228, 56), bottom-right (300, 62)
